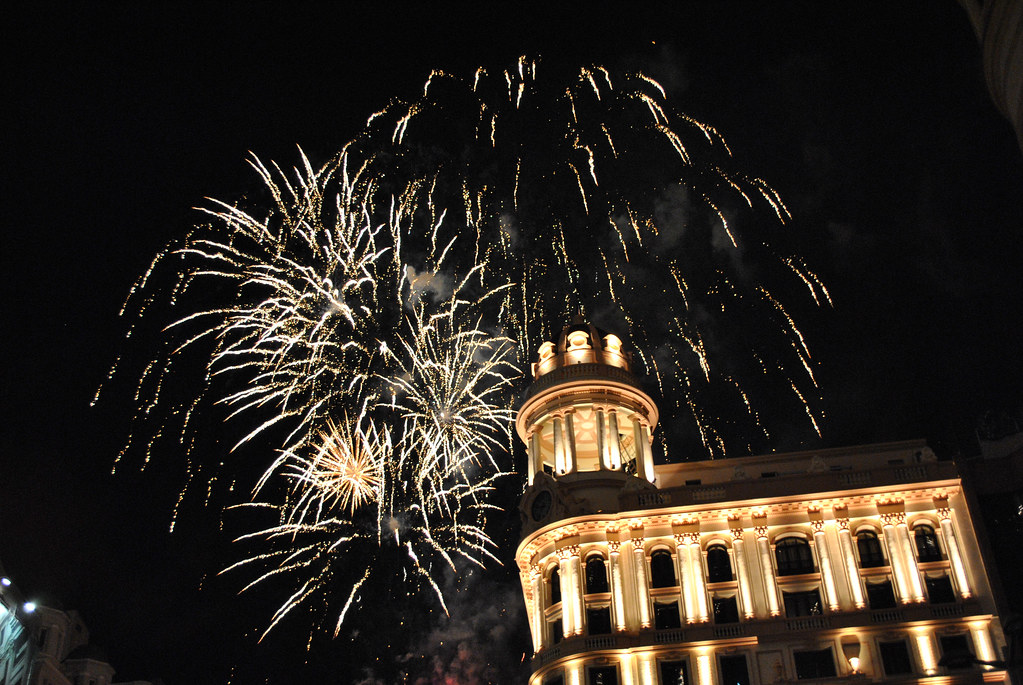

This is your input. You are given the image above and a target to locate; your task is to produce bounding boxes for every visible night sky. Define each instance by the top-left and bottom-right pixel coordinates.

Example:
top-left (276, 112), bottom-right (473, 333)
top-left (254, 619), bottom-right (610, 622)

top-left (4, 3), bottom-right (1022, 684)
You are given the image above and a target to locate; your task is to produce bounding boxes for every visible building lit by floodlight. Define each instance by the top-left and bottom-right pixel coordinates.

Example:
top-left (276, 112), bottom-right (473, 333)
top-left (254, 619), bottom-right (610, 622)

top-left (515, 319), bottom-right (1010, 685)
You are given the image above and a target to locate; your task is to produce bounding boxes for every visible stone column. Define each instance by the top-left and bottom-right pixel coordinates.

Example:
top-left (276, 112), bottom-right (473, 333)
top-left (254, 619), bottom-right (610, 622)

top-left (730, 519), bottom-right (756, 619)
top-left (641, 421), bottom-right (656, 482)
top-left (564, 409), bottom-right (578, 474)
top-left (936, 503), bottom-right (972, 598)
top-left (834, 512), bottom-right (866, 609)
top-left (568, 545), bottom-right (585, 635)
top-left (631, 532), bottom-right (652, 629)
top-left (553, 415), bottom-right (565, 475)
top-left (595, 406), bottom-right (608, 470)
top-left (529, 566), bottom-right (543, 652)
top-left (810, 511), bottom-right (840, 611)
top-left (688, 534), bottom-right (709, 622)
top-left (608, 537), bottom-right (627, 632)
top-left (527, 429), bottom-right (539, 485)
top-left (893, 514), bottom-right (926, 603)
top-left (754, 515), bottom-right (781, 616)
top-left (880, 511), bottom-right (912, 603)
top-left (556, 546), bottom-right (575, 637)
top-left (674, 533), bottom-right (694, 622)
top-left (608, 409), bottom-right (622, 470)
top-left (632, 418), bottom-right (647, 480)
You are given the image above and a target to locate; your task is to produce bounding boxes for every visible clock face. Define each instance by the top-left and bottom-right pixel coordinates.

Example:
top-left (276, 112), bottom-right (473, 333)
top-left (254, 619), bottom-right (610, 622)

top-left (531, 490), bottom-right (553, 521)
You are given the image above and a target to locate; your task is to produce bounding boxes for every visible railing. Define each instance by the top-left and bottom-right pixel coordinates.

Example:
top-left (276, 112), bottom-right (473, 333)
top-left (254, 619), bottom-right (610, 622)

top-left (785, 615), bottom-right (832, 631)
top-left (537, 645), bottom-right (562, 665)
top-left (869, 609), bottom-right (904, 623)
top-left (692, 486), bottom-right (726, 502)
top-left (637, 492), bottom-right (671, 507)
top-left (713, 624), bottom-right (746, 638)
top-left (654, 629), bottom-right (686, 644)
top-left (930, 603), bottom-right (965, 618)
top-left (622, 461), bottom-right (958, 510)
top-left (584, 635), bottom-right (617, 649)
top-left (523, 363), bottom-right (641, 400)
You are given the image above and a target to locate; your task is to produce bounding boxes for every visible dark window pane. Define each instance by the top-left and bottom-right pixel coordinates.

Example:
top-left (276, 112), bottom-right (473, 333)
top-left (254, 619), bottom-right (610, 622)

top-left (651, 550), bottom-right (677, 588)
top-left (546, 676), bottom-right (564, 685)
top-left (783, 589), bottom-right (823, 617)
top-left (775, 538), bottom-right (815, 576)
top-left (586, 556), bottom-right (609, 593)
top-left (939, 634), bottom-right (973, 669)
top-left (926, 574), bottom-right (956, 604)
top-left (915, 526), bottom-right (942, 562)
top-left (879, 641), bottom-right (914, 675)
top-left (865, 579), bottom-right (897, 609)
top-left (550, 568), bottom-right (561, 605)
top-left (659, 660), bottom-right (689, 685)
top-left (794, 649), bottom-right (836, 679)
top-left (856, 531), bottom-right (885, 567)
top-left (589, 666), bottom-right (619, 685)
top-left (713, 595), bottom-right (739, 624)
top-left (654, 601), bottom-right (682, 629)
top-left (587, 606), bottom-right (612, 635)
top-left (551, 619), bottom-right (562, 644)
top-left (707, 545), bottom-right (733, 582)
top-left (719, 655), bottom-right (751, 685)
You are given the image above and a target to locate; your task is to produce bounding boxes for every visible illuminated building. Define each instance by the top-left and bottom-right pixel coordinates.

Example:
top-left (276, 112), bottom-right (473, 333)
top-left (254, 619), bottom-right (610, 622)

top-left (515, 320), bottom-right (1011, 685)
top-left (0, 558), bottom-right (151, 685)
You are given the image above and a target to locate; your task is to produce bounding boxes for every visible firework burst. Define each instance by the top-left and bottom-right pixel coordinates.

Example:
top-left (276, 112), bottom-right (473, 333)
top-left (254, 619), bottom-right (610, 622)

top-left (107, 55), bottom-right (829, 638)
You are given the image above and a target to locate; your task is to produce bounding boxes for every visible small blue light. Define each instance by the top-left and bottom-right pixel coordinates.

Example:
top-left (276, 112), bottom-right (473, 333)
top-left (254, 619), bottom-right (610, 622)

top-left (0, 577), bottom-right (11, 587)
top-left (23, 602), bottom-right (36, 613)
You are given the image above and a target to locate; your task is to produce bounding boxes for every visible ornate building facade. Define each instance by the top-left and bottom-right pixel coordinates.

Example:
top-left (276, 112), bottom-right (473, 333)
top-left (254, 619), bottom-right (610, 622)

top-left (515, 321), bottom-right (1010, 685)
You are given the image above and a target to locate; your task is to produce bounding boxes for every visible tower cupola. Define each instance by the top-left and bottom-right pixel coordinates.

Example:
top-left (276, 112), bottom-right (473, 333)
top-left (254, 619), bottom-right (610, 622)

top-left (517, 318), bottom-right (660, 531)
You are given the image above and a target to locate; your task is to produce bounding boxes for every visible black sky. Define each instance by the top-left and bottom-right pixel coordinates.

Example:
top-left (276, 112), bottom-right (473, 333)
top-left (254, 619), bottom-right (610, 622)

top-left (4, 3), bottom-right (1022, 684)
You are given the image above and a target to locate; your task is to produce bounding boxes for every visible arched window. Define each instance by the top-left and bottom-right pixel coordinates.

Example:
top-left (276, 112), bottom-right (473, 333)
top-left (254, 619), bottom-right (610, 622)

top-left (914, 525), bottom-right (942, 562)
top-left (706, 544), bottom-right (733, 582)
top-left (585, 555), bottom-right (609, 594)
top-left (856, 530), bottom-right (886, 567)
top-left (650, 549), bottom-right (677, 588)
top-left (549, 567), bottom-right (561, 605)
top-left (775, 536), bottom-right (815, 576)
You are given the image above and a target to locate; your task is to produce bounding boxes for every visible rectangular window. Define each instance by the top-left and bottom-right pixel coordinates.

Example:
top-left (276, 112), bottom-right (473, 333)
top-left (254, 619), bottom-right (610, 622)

top-left (588, 665), bottom-right (619, 685)
top-left (879, 641), bottom-right (914, 675)
top-left (783, 589), bottom-right (823, 617)
top-left (939, 634), bottom-right (973, 669)
top-left (545, 675), bottom-right (564, 685)
top-left (550, 618), bottom-right (563, 644)
top-left (713, 595), bottom-right (740, 624)
top-left (926, 574), bottom-right (956, 604)
top-left (654, 601), bottom-right (682, 630)
top-left (865, 578), bottom-right (897, 609)
top-left (719, 654), bottom-right (751, 685)
top-left (587, 606), bottom-right (612, 635)
top-left (794, 648), bottom-right (837, 679)
top-left (659, 660), bottom-right (689, 685)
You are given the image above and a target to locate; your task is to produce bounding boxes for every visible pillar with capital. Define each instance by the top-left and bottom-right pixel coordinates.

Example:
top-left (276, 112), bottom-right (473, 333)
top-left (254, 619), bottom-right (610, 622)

top-left (809, 510), bottom-right (840, 611)
top-left (729, 517), bottom-right (756, 619)
top-left (631, 530), bottom-right (652, 629)
top-left (833, 509), bottom-right (866, 609)
top-left (936, 500), bottom-right (972, 598)
top-left (607, 534), bottom-right (628, 631)
top-left (753, 514), bottom-right (782, 616)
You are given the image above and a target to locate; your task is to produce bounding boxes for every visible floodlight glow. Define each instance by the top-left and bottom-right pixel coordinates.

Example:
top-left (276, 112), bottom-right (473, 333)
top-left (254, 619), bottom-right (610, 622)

top-left (0, 577), bottom-right (11, 587)
top-left (23, 602), bottom-right (36, 613)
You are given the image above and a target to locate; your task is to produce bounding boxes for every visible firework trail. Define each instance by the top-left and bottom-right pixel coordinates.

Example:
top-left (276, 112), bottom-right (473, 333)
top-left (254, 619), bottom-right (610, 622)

top-left (105, 151), bottom-right (520, 638)
top-left (349, 56), bottom-right (831, 457)
top-left (106, 55), bottom-right (829, 638)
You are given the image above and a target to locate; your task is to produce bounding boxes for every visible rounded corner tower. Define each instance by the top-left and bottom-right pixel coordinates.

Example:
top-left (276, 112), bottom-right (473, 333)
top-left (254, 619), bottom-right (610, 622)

top-left (517, 316), bottom-right (660, 536)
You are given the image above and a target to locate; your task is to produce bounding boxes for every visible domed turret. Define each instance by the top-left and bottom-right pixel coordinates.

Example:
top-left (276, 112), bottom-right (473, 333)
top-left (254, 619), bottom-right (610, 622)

top-left (517, 318), bottom-right (660, 532)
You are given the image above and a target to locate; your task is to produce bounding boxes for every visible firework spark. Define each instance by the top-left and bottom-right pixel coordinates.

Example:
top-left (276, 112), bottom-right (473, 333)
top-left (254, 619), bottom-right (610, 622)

top-left (107, 55), bottom-right (829, 639)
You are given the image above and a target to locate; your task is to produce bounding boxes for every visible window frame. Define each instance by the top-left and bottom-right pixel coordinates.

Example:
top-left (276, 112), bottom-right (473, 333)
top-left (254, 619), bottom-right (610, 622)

top-left (774, 535), bottom-right (816, 576)
top-left (650, 548), bottom-right (678, 588)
